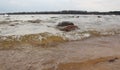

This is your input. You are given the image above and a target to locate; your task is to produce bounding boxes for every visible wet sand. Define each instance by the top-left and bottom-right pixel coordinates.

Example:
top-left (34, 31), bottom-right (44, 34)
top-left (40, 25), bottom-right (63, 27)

top-left (0, 34), bottom-right (120, 70)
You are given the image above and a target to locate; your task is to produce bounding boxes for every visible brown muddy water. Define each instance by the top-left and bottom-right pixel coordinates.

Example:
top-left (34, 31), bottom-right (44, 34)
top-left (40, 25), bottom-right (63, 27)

top-left (0, 34), bottom-right (120, 70)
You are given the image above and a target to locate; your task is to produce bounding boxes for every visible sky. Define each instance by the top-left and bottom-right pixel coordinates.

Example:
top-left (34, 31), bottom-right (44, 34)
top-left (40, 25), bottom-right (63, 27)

top-left (0, 0), bottom-right (120, 13)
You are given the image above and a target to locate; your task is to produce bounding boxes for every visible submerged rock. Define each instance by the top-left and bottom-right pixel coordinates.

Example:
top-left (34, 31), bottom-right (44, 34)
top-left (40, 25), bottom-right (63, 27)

top-left (76, 16), bottom-right (79, 18)
top-left (61, 25), bottom-right (78, 32)
top-left (27, 19), bottom-right (42, 23)
top-left (97, 16), bottom-right (101, 18)
top-left (9, 24), bottom-right (15, 26)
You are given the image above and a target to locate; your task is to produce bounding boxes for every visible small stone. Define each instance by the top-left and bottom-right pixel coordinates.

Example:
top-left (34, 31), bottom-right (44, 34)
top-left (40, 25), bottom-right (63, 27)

top-left (108, 58), bottom-right (118, 63)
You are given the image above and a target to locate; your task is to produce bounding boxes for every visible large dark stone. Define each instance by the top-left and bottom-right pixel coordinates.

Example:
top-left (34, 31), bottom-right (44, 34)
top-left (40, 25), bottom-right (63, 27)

top-left (57, 21), bottom-right (74, 26)
top-left (57, 21), bottom-right (79, 32)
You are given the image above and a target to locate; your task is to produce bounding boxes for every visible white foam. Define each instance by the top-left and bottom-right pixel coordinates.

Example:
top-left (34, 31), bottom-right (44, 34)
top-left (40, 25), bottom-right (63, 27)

top-left (0, 15), bottom-right (120, 40)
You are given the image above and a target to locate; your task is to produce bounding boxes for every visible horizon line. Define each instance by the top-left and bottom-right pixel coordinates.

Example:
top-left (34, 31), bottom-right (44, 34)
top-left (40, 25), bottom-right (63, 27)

top-left (1, 10), bottom-right (120, 14)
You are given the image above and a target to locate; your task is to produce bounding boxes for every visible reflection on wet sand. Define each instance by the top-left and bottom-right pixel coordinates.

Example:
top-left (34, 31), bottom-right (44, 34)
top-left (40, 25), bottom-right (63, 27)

top-left (56, 56), bottom-right (120, 70)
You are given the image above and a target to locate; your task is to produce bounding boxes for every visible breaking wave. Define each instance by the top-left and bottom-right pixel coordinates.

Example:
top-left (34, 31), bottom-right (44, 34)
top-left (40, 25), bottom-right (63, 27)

top-left (0, 15), bottom-right (120, 48)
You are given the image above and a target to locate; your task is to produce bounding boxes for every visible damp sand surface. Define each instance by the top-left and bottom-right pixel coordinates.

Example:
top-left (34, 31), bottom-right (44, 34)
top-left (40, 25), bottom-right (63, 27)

top-left (0, 34), bottom-right (120, 70)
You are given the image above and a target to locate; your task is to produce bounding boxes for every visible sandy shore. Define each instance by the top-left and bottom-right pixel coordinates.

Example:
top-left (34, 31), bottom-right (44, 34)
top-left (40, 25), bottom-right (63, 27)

top-left (0, 34), bottom-right (120, 70)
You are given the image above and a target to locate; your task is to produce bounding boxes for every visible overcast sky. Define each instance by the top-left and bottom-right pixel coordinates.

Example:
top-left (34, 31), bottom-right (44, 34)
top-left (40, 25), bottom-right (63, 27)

top-left (0, 0), bottom-right (120, 13)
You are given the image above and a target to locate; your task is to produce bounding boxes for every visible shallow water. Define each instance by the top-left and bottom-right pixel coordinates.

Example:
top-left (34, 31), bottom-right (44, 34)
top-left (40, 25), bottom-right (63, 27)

top-left (0, 15), bottom-right (120, 41)
top-left (0, 14), bottom-right (120, 70)
top-left (0, 35), bottom-right (120, 70)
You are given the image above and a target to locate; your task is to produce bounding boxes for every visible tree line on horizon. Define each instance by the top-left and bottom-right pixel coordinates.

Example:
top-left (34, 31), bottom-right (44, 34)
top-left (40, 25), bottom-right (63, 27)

top-left (1, 10), bottom-right (120, 15)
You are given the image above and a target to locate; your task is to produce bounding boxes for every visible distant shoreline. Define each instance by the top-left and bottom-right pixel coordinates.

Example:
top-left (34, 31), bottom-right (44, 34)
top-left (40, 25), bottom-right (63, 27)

top-left (0, 10), bottom-right (120, 15)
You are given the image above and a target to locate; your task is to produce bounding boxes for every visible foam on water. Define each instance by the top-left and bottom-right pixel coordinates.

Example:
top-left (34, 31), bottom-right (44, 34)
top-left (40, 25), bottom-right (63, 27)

top-left (0, 15), bottom-right (120, 41)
